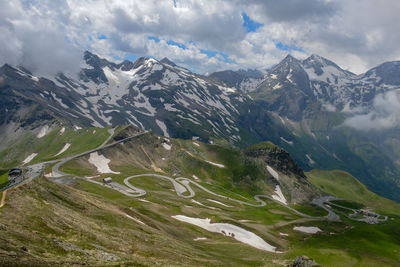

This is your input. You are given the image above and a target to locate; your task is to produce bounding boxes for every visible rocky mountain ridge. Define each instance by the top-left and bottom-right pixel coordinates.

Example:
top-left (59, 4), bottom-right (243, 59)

top-left (251, 54), bottom-right (400, 119)
top-left (2, 51), bottom-right (400, 202)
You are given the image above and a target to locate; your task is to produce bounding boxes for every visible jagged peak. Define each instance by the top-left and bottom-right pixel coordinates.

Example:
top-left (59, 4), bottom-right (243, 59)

top-left (309, 54), bottom-right (323, 60)
top-left (0, 63), bottom-right (15, 71)
top-left (282, 54), bottom-right (298, 61)
top-left (270, 54), bottom-right (302, 73)
top-left (303, 54), bottom-right (355, 76)
top-left (303, 54), bottom-right (332, 65)
top-left (160, 57), bottom-right (177, 67)
top-left (279, 54), bottom-right (302, 66)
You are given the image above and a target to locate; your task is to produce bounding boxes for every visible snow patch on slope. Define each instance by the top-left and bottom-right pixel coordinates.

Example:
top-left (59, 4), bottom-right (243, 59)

top-left (205, 160), bottom-right (225, 168)
top-left (306, 154), bottom-right (315, 165)
top-left (271, 185), bottom-right (287, 205)
top-left (54, 143), bottom-right (71, 156)
top-left (37, 126), bottom-right (49, 138)
top-left (156, 119), bottom-right (169, 137)
top-left (293, 226), bottom-right (321, 234)
top-left (88, 152), bottom-right (120, 174)
top-left (22, 153), bottom-right (38, 165)
top-left (172, 215), bottom-right (278, 252)
top-left (267, 165), bottom-right (279, 180)
top-left (280, 137), bottom-right (293, 145)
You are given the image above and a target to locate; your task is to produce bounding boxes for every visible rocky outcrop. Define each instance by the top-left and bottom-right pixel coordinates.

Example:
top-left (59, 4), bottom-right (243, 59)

top-left (113, 125), bottom-right (144, 141)
top-left (245, 146), bottom-right (306, 179)
top-left (244, 143), bottom-right (319, 203)
top-left (286, 256), bottom-right (321, 267)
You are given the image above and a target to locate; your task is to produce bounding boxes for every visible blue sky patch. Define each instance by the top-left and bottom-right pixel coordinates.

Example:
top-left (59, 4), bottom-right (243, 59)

top-left (275, 41), bottom-right (304, 52)
top-left (242, 12), bottom-right (263, 33)
top-left (97, 34), bottom-right (107, 40)
top-left (123, 54), bottom-right (139, 61)
top-left (167, 40), bottom-right (187, 49)
top-left (148, 36), bottom-right (160, 42)
top-left (200, 49), bottom-right (235, 64)
top-left (113, 54), bottom-right (139, 62)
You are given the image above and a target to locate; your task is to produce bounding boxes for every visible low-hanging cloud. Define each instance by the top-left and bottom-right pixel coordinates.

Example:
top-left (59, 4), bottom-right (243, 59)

top-left (344, 90), bottom-right (400, 131)
top-left (0, 1), bottom-right (82, 77)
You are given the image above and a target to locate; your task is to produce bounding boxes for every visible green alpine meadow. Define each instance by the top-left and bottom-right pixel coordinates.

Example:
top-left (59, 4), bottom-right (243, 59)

top-left (2, 1), bottom-right (400, 266)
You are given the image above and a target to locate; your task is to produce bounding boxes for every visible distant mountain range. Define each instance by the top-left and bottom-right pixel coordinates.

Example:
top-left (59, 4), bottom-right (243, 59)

top-left (1, 51), bottom-right (400, 202)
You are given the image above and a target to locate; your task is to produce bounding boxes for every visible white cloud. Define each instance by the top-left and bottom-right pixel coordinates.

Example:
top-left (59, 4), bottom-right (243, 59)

top-left (1, 0), bottom-right (400, 75)
top-left (344, 91), bottom-right (400, 131)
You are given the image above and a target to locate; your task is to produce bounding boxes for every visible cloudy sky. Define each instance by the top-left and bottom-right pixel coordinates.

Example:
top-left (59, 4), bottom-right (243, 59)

top-left (1, 0), bottom-right (400, 76)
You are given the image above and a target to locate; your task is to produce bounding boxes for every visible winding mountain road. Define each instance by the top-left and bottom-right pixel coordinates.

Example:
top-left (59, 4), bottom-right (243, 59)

top-left (1, 127), bottom-right (356, 222)
top-left (2, 128), bottom-right (388, 225)
top-left (124, 174), bottom-right (312, 218)
top-left (0, 129), bottom-right (149, 195)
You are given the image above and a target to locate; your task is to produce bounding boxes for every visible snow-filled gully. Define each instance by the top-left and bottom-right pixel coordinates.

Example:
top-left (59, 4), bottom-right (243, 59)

top-left (172, 215), bottom-right (279, 252)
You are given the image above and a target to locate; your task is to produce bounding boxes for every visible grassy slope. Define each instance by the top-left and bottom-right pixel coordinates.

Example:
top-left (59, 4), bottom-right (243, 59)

top-left (306, 169), bottom-right (400, 215)
top-left (0, 126), bottom-right (110, 168)
top-left (0, 174), bottom-right (298, 266)
top-left (285, 170), bottom-right (400, 266)
top-left (58, 133), bottom-right (400, 266)
top-left (1, 128), bottom-right (400, 266)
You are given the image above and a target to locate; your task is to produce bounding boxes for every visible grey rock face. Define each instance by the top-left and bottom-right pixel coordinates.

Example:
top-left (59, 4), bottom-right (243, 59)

top-left (286, 255), bottom-right (320, 267)
top-left (245, 146), bottom-right (306, 179)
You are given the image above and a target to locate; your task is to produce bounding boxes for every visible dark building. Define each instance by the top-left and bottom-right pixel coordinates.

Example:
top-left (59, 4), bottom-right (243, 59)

top-left (8, 168), bottom-right (22, 180)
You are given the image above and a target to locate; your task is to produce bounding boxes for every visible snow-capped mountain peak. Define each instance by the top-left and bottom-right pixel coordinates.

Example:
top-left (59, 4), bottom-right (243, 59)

top-left (0, 52), bottom-right (248, 142)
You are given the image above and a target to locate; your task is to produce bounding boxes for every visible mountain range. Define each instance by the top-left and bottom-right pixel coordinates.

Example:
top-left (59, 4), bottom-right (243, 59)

top-left (2, 51), bottom-right (400, 266)
top-left (1, 51), bottom-right (400, 202)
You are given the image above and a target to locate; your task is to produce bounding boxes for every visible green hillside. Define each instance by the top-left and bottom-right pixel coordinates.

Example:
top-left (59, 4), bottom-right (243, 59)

top-left (307, 169), bottom-right (400, 215)
top-left (1, 127), bottom-right (400, 266)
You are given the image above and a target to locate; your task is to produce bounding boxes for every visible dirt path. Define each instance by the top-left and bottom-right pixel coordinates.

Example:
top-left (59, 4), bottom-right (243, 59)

top-left (0, 190), bottom-right (7, 208)
top-left (140, 145), bottom-right (164, 173)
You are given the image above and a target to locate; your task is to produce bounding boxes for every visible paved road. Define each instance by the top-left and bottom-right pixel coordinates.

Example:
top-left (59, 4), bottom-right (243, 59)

top-left (312, 196), bottom-right (341, 221)
top-left (124, 174), bottom-right (312, 218)
top-left (0, 129), bottom-right (149, 194)
top-left (49, 130), bottom-right (150, 196)
top-left (3, 127), bottom-right (389, 225)
top-left (326, 200), bottom-right (388, 223)
top-left (52, 130), bottom-right (150, 177)
top-left (4, 127), bottom-right (380, 223)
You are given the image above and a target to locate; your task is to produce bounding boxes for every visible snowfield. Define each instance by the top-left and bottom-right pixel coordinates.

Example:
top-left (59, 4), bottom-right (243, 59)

top-left (306, 154), bottom-right (315, 165)
top-left (156, 119), bottom-right (169, 137)
top-left (37, 126), bottom-right (49, 138)
top-left (271, 185), bottom-right (287, 205)
top-left (193, 237), bottom-right (207, 241)
top-left (267, 165), bottom-right (279, 180)
top-left (22, 153), bottom-right (38, 165)
top-left (293, 226), bottom-right (322, 234)
top-left (162, 142), bottom-right (171, 150)
top-left (54, 143), bottom-right (71, 156)
top-left (172, 215), bottom-right (278, 252)
top-left (205, 160), bottom-right (225, 168)
top-left (88, 152), bottom-right (120, 174)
